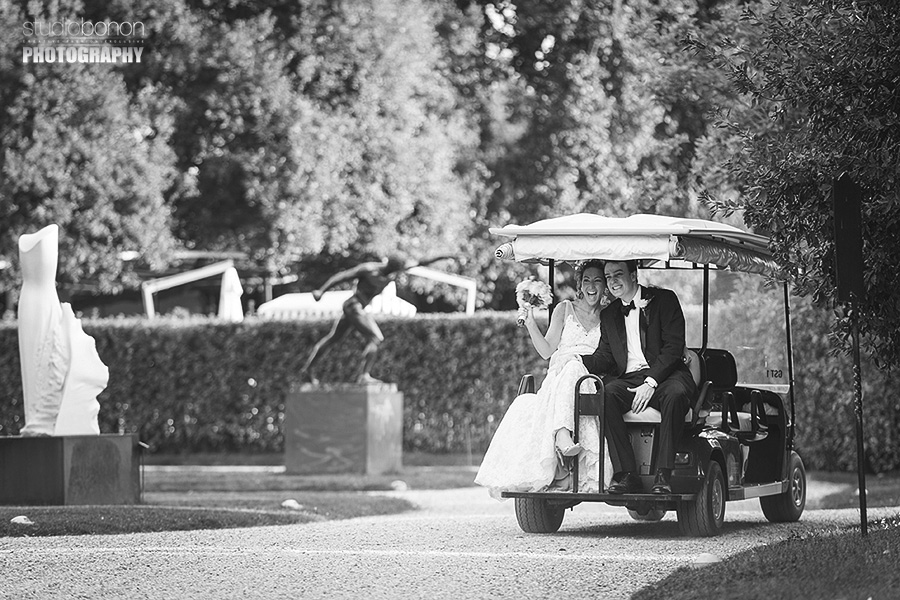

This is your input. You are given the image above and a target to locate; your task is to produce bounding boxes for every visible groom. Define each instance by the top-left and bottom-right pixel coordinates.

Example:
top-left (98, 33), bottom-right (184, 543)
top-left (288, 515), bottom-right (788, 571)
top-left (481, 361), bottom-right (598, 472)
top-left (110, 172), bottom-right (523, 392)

top-left (581, 260), bottom-right (696, 495)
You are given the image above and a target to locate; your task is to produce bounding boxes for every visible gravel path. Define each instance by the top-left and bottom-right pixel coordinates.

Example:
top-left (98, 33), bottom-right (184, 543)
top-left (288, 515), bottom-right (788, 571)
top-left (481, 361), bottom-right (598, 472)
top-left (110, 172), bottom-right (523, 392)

top-left (1, 481), bottom-right (894, 600)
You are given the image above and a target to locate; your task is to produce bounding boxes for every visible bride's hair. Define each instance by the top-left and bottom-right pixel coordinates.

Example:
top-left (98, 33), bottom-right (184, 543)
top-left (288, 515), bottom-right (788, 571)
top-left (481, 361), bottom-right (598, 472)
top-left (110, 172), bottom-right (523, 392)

top-left (575, 259), bottom-right (605, 281)
top-left (574, 259), bottom-right (611, 309)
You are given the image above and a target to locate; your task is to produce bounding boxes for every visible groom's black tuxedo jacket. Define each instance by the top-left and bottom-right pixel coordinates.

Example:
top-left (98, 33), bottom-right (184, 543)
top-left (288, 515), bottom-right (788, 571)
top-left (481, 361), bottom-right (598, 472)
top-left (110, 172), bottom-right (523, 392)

top-left (583, 285), bottom-right (690, 385)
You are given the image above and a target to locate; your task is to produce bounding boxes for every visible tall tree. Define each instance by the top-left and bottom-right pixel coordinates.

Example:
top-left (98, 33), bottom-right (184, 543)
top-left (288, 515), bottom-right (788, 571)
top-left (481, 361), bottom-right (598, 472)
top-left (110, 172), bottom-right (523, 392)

top-left (687, 1), bottom-right (900, 367)
top-left (456, 0), bottom-right (725, 307)
top-left (291, 0), bottom-right (476, 263)
top-left (113, 0), bottom-right (478, 285)
top-left (0, 0), bottom-right (177, 297)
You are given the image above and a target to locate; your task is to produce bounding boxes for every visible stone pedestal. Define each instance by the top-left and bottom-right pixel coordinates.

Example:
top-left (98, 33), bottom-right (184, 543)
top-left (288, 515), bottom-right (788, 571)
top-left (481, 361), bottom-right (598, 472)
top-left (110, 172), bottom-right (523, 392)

top-left (0, 434), bottom-right (141, 505)
top-left (285, 382), bottom-right (403, 475)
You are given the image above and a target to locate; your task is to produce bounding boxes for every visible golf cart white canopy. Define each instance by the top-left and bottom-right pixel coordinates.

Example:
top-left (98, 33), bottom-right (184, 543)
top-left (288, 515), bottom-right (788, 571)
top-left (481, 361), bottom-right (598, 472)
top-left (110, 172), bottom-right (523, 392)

top-left (491, 213), bottom-right (778, 276)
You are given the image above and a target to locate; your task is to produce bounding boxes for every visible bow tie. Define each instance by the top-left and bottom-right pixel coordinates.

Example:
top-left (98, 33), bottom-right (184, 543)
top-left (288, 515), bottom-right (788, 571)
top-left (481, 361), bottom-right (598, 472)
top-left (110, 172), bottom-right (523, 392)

top-left (622, 301), bottom-right (636, 316)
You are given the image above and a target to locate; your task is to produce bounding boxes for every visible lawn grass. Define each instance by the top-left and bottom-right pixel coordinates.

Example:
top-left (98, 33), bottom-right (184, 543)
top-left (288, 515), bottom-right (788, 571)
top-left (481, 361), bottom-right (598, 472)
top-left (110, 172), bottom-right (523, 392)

top-left (143, 451), bottom-right (483, 468)
top-left (630, 471), bottom-right (900, 599)
top-left (0, 505), bottom-right (316, 537)
top-left (814, 470), bottom-right (900, 510)
top-left (632, 516), bottom-right (900, 600)
top-left (142, 465), bottom-right (478, 493)
top-left (0, 461), bottom-right (478, 538)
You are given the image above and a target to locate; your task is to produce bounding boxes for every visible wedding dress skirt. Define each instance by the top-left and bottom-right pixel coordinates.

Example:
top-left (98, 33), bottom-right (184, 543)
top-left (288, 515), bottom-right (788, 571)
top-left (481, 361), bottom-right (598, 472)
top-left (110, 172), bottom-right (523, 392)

top-left (475, 303), bottom-right (613, 499)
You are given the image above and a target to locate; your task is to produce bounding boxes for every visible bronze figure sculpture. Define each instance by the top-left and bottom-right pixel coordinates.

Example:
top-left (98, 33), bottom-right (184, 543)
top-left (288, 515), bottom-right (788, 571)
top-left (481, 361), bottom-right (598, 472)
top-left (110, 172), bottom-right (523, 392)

top-left (299, 255), bottom-right (452, 385)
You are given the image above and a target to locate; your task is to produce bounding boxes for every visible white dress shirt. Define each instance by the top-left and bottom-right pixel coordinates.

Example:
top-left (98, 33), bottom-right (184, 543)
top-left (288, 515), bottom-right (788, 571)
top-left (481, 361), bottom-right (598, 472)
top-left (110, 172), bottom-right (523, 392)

top-left (624, 286), bottom-right (650, 374)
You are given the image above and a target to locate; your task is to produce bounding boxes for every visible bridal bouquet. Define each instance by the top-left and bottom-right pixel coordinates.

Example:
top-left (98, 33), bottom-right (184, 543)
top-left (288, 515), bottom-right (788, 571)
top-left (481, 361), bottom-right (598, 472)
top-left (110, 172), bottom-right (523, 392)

top-left (515, 277), bottom-right (553, 327)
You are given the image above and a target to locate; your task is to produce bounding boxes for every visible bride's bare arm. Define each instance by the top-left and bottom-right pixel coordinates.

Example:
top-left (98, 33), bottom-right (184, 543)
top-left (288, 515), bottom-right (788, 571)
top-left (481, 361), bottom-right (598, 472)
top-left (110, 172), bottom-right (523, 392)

top-left (524, 301), bottom-right (566, 360)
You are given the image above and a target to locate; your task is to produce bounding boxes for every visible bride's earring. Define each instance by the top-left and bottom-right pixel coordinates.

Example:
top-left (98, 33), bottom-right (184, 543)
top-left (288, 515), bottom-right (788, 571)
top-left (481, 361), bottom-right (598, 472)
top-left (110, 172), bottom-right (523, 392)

top-left (576, 290), bottom-right (584, 300)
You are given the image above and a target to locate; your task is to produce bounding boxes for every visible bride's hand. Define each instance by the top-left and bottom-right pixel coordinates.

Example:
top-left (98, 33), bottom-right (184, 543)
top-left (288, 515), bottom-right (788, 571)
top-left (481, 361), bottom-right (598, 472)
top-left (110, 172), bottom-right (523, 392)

top-left (523, 306), bottom-right (536, 327)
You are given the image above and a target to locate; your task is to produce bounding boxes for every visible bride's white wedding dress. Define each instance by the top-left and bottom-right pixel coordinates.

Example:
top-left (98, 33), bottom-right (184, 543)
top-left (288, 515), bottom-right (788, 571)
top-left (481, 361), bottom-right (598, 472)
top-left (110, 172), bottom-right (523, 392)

top-left (475, 301), bottom-right (613, 499)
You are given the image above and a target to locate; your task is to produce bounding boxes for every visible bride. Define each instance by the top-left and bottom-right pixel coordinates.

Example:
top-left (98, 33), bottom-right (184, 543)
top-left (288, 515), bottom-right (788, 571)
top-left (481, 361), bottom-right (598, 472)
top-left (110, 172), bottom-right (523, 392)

top-left (475, 260), bottom-right (613, 499)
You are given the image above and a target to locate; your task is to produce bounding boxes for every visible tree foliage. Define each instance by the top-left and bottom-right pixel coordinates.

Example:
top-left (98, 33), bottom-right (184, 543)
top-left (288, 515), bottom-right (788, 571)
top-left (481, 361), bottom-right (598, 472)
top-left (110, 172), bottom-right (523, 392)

top-left (3, 0), bottom-right (894, 352)
top-left (1, 0), bottom-right (480, 299)
top-left (686, 1), bottom-right (900, 368)
top-left (0, 0), bottom-right (177, 294)
top-left (456, 0), bottom-right (725, 306)
top-left (122, 0), bottom-right (477, 276)
top-left (0, 0), bottom-right (744, 309)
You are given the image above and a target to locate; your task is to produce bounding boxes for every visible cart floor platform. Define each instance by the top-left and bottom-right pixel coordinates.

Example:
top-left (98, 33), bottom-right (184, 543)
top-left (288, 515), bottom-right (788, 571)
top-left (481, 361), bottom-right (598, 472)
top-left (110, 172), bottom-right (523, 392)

top-left (500, 491), bottom-right (698, 502)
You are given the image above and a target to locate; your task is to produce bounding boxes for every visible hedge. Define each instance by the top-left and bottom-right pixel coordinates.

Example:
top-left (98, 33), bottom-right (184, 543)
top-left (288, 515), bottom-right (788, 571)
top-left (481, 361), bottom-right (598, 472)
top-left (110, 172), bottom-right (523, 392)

top-left (0, 312), bottom-right (546, 456)
top-left (0, 300), bottom-right (897, 472)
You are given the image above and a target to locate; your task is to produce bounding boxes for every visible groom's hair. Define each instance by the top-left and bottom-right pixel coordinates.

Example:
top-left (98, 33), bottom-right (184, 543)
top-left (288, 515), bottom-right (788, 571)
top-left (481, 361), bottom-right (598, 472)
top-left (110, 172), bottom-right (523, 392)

top-left (623, 260), bottom-right (638, 275)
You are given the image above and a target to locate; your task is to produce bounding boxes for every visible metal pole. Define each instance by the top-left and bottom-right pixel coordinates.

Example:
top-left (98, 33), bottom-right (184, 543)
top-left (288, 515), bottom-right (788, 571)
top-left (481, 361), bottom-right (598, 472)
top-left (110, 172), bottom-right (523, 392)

top-left (850, 301), bottom-right (868, 536)
top-left (702, 265), bottom-right (709, 349)
top-left (141, 284), bottom-right (155, 319)
top-left (548, 259), bottom-right (556, 319)
top-left (783, 283), bottom-right (796, 449)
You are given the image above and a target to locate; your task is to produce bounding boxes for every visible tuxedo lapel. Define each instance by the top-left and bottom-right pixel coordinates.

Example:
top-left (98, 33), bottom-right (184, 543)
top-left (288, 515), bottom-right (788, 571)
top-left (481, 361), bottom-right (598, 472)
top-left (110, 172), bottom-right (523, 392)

top-left (608, 300), bottom-right (627, 373)
top-left (639, 313), bottom-right (647, 353)
top-left (639, 285), bottom-right (651, 352)
top-left (613, 301), bottom-right (627, 350)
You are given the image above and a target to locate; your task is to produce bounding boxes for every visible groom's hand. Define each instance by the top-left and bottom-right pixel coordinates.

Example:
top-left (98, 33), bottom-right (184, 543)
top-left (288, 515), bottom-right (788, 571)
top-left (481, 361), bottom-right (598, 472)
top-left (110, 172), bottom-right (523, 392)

top-left (627, 383), bottom-right (654, 413)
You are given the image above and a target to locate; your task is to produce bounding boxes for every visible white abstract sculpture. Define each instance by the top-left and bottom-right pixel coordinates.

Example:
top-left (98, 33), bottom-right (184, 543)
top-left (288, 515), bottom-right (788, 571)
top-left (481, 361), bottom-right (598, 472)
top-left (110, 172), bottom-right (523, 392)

top-left (17, 224), bottom-right (109, 436)
top-left (217, 266), bottom-right (244, 323)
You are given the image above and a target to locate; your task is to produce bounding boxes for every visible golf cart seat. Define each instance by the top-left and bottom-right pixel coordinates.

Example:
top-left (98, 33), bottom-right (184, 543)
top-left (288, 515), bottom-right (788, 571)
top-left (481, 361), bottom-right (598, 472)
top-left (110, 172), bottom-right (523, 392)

top-left (621, 348), bottom-right (707, 425)
top-left (696, 350), bottom-right (769, 441)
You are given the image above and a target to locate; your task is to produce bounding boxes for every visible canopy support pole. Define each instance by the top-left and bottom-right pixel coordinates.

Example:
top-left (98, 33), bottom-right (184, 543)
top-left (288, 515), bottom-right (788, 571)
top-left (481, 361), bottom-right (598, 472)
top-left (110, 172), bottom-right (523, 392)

top-left (548, 259), bottom-right (556, 319)
top-left (701, 265), bottom-right (709, 349)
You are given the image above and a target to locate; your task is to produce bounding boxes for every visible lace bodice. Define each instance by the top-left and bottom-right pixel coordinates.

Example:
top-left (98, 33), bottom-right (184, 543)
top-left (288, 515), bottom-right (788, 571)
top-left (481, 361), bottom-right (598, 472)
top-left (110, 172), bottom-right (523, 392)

top-left (557, 304), bottom-right (602, 356)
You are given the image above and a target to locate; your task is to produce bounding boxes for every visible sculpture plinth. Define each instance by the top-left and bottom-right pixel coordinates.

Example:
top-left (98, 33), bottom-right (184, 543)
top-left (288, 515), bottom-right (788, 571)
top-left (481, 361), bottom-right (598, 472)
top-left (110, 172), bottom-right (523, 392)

top-left (0, 434), bottom-right (141, 505)
top-left (285, 382), bottom-right (403, 475)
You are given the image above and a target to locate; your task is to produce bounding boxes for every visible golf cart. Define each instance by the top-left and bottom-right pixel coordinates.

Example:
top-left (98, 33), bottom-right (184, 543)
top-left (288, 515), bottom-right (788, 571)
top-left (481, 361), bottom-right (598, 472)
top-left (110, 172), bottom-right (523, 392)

top-left (491, 213), bottom-right (806, 537)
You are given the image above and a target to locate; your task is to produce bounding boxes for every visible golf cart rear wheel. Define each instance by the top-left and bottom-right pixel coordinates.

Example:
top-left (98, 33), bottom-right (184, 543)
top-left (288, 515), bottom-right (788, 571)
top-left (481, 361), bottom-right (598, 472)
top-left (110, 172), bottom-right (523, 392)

top-left (514, 497), bottom-right (565, 533)
top-left (760, 451), bottom-right (806, 522)
top-left (676, 460), bottom-right (726, 537)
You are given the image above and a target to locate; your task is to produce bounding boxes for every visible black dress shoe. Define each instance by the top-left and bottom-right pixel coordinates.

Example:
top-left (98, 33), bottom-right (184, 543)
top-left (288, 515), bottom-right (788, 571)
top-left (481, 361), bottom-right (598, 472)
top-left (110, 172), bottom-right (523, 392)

top-left (608, 473), bottom-right (642, 495)
top-left (651, 469), bottom-right (672, 495)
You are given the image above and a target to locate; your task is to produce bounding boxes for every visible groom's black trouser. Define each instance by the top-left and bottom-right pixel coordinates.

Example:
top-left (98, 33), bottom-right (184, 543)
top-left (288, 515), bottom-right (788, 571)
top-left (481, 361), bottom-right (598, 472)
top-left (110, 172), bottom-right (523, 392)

top-left (603, 368), bottom-right (696, 473)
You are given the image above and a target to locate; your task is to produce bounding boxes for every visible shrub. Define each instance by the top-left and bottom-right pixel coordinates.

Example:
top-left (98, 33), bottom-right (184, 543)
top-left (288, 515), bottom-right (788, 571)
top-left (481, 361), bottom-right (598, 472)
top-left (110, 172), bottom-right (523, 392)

top-left (0, 313), bottom-right (546, 455)
top-left (0, 303), bottom-right (896, 471)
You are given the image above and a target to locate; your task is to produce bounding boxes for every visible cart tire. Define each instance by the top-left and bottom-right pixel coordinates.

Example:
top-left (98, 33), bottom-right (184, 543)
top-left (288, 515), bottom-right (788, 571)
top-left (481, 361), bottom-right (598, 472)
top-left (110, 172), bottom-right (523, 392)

top-left (676, 460), bottom-right (726, 537)
top-left (514, 497), bottom-right (565, 533)
top-left (627, 508), bottom-right (666, 522)
top-left (760, 452), bottom-right (806, 522)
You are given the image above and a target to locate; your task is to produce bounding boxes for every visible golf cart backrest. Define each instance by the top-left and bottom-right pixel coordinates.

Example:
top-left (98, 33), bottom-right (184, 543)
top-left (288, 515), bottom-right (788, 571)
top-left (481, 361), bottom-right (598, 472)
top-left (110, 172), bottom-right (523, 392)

top-left (695, 349), bottom-right (771, 440)
top-left (698, 348), bottom-right (738, 390)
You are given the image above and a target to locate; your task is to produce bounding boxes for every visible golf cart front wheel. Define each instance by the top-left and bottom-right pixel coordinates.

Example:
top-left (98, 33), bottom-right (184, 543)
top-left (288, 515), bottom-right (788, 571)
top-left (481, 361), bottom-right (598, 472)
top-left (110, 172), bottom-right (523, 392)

top-left (514, 497), bottom-right (564, 533)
